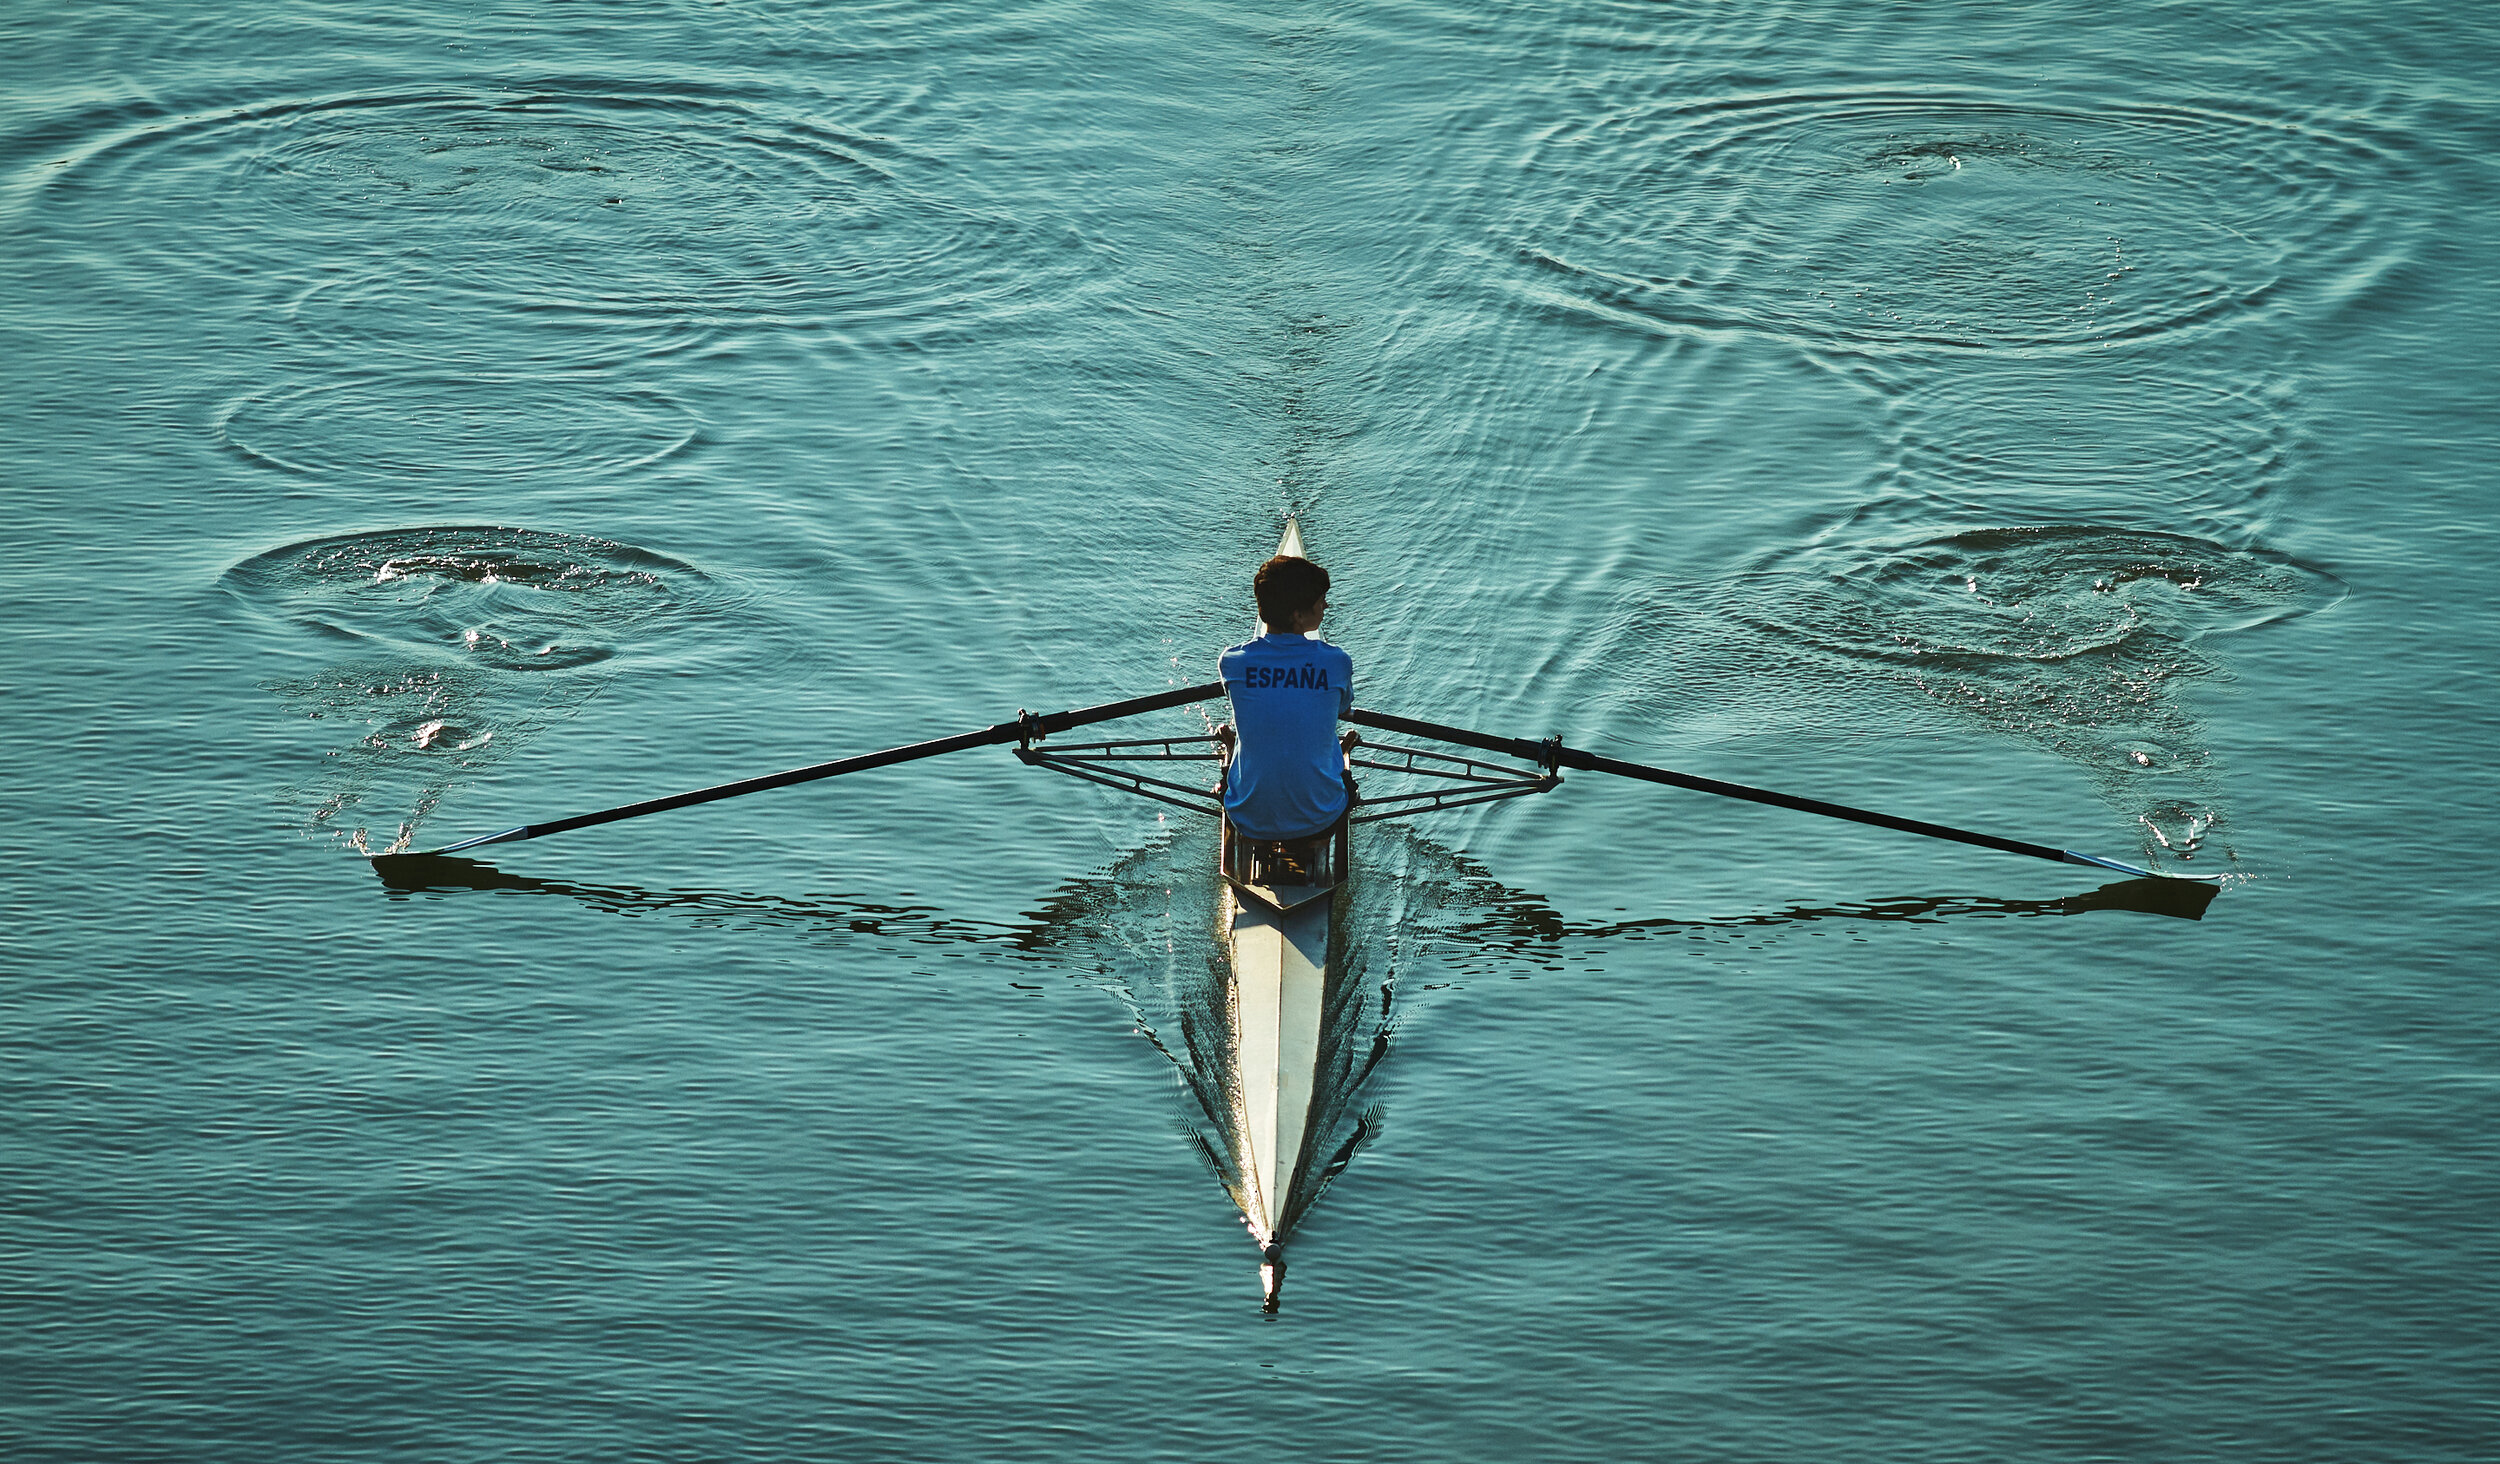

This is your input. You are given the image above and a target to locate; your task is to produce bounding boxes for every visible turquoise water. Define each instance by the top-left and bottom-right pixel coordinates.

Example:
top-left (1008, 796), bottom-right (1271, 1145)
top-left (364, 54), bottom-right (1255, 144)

top-left (4, 0), bottom-right (2494, 1457)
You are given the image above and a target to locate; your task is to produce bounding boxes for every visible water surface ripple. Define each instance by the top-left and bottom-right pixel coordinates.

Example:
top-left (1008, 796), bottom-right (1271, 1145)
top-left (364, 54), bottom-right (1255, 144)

top-left (3, 1), bottom-right (2493, 1460)
top-left (223, 526), bottom-right (758, 851)
top-left (1495, 87), bottom-right (2420, 354)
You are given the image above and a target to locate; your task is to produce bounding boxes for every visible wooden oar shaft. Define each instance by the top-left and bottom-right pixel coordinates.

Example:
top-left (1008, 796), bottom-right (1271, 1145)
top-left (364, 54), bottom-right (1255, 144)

top-left (424, 682), bottom-right (1226, 855)
top-left (1345, 706), bottom-right (2079, 868)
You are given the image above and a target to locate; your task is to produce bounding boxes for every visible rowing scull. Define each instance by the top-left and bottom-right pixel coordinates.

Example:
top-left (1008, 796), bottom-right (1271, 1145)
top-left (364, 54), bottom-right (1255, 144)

top-left (1217, 517), bottom-right (1341, 1307)
top-left (378, 517), bottom-right (2220, 1306)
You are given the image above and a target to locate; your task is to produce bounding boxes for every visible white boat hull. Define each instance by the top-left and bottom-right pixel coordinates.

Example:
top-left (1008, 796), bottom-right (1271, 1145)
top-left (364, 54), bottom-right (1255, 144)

top-left (1224, 885), bottom-right (1330, 1246)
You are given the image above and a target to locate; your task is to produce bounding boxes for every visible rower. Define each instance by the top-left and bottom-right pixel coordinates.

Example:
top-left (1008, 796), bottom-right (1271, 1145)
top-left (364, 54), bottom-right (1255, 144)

top-left (1218, 549), bottom-right (1357, 870)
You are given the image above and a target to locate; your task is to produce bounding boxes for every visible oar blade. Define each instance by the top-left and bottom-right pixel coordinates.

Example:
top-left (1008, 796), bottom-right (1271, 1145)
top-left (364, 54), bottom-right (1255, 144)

top-left (370, 852), bottom-right (537, 893)
top-left (2060, 877), bottom-right (2222, 921)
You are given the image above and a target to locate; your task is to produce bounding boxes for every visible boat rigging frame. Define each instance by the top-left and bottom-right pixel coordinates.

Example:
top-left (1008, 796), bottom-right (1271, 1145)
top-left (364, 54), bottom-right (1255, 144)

top-left (1011, 726), bottom-right (1562, 827)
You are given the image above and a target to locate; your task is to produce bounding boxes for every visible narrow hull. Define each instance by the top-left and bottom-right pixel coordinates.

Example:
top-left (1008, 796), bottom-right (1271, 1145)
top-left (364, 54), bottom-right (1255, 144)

top-left (1223, 885), bottom-right (1331, 1247)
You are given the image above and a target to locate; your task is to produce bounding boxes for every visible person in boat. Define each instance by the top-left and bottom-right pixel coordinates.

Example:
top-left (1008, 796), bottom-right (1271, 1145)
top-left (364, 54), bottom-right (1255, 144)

top-left (1219, 551), bottom-right (1356, 845)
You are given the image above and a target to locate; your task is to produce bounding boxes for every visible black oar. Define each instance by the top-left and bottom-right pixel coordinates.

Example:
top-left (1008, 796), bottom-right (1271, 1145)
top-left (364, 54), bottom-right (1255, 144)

top-left (1345, 706), bottom-right (2214, 882)
top-left (399, 682), bottom-right (1227, 858)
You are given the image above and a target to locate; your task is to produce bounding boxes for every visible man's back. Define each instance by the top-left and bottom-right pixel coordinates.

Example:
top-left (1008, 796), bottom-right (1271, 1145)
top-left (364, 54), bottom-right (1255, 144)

top-left (1219, 632), bottom-right (1353, 841)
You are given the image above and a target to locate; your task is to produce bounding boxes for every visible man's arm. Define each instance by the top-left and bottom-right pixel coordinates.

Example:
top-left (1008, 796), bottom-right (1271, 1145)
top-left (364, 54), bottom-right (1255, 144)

top-left (1338, 657), bottom-right (1358, 751)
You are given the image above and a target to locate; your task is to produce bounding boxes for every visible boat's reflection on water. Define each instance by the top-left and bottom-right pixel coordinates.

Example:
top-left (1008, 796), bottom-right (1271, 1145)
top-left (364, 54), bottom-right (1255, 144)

top-left (372, 841), bottom-right (2212, 1307)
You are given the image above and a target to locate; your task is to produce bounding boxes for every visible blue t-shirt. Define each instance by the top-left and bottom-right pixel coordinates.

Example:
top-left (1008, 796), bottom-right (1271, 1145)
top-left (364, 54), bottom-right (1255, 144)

top-left (1218, 632), bottom-right (1354, 840)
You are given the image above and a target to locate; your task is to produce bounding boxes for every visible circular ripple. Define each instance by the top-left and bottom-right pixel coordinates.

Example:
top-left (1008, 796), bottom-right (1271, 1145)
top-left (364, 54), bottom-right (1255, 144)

top-left (1731, 525), bottom-right (2344, 670)
top-left (223, 525), bottom-right (739, 671)
top-left (1596, 524), bottom-right (2344, 863)
top-left (229, 526), bottom-right (774, 851)
top-left (1505, 90), bottom-right (2414, 352)
top-left (1747, 525), bottom-right (2338, 858)
top-left (23, 83), bottom-right (1069, 343)
top-left (1889, 366), bottom-right (2298, 526)
top-left (217, 377), bottom-right (696, 479)
top-left (284, 248), bottom-right (708, 368)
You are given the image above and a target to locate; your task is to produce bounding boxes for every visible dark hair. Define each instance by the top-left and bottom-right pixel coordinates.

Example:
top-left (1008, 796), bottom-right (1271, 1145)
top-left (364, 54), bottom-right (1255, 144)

top-left (1254, 554), bottom-right (1330, 626)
